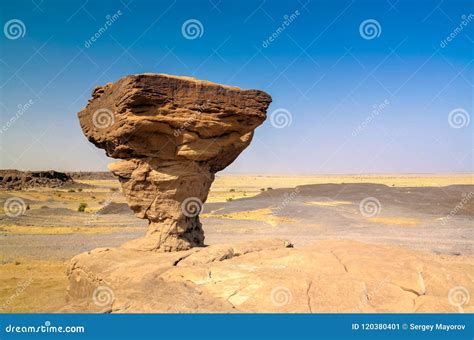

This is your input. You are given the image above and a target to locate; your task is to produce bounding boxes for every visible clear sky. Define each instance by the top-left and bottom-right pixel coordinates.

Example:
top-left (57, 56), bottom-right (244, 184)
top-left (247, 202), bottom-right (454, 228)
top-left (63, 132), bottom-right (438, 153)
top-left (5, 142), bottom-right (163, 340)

top-left (0, 0), bottom-right (472, 174)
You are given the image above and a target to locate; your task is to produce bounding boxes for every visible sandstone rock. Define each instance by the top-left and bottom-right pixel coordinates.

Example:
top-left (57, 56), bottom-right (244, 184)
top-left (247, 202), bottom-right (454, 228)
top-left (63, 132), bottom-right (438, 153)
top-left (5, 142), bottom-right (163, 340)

top-left (78, 74), bottom-right (271, 252)
top-left (65, 240), bottom-right (474, 313)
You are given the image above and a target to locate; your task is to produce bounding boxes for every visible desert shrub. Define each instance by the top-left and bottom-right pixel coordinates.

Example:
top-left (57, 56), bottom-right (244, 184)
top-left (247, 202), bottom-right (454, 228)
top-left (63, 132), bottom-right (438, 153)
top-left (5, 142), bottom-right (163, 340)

top-left (110, 188), bottom-right (118, 192)
top-left (77, 188), bottom-right (83, 192)
top-left (267, 187), bottom-right (273, 191)
top-left (78, 203), bottom-right (87, 212)
top-left (26, 205), bottom-right (30, 210)
top-left (229, 189), bottom-right (235, 192)
top-left (68, 189), bottom-right (75, 193)
top-left (226, 197), bottom-right (233, 202)
top-left (260, 188), bottom-right (265, 192)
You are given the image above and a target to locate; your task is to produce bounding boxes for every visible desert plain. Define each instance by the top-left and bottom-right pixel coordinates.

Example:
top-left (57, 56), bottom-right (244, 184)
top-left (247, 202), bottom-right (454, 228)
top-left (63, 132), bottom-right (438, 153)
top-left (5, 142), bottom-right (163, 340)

top-left (0, 173), bottom-right (472, 313)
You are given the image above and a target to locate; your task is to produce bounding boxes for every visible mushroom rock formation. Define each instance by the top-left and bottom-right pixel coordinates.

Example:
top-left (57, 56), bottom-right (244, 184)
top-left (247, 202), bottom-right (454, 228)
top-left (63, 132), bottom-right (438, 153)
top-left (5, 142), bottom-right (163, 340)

top-left (78, 74), bottom-right (271, 252)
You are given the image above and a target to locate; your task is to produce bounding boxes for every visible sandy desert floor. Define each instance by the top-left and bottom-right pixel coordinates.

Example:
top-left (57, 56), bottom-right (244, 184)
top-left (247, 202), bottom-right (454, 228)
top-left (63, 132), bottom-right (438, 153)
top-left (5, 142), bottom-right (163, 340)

top-left (0, 174), bottom-right (472, 312)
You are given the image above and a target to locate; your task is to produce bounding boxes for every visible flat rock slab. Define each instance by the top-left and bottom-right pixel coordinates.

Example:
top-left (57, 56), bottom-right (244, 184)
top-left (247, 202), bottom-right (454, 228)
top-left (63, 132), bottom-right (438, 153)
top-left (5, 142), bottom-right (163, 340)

top-left (65, 239), bottom-right (473, 313)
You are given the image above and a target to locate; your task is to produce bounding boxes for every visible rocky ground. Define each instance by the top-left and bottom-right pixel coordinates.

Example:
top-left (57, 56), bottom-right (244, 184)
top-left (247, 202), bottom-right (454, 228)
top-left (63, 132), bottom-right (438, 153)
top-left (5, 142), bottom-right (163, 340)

top-left (0, 174), bottom-right (472, 313)
top-left (0, 170), bottom-right (76, 190)
top-left (64, 239), bottom-right (473, 313)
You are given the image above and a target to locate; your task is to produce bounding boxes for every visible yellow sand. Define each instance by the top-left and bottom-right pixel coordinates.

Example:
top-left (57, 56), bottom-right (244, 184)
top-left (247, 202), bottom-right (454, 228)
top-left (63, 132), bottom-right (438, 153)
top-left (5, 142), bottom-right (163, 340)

top-left (368, 217), bottom-right (421, 226)
top-left (202, 208), bottom-right (294, 227)
top-left (0, 225), bottom-right (141, 235)
top-left (7, 174), bottom-right (470, 205)
top-left (75, 179), bottom-right (120, 190)
top-left (206, 191), bottom-right (254, 203)
top-left (0, 260), bottom-right (68, 313)
top-left (206, 174), bottom-right (473, 202)
top-left (213, 174), bottom-right (473, 189)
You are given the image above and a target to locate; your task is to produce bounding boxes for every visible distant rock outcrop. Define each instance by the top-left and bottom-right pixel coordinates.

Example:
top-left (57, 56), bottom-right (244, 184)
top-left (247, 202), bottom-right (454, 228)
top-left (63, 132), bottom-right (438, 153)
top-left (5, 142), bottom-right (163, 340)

top-left (67, 172), bottom-right (115, 180)
top-left (78, 74), bottom-right (271, 251)
top-left (0, 170), bottom-right (73, 190)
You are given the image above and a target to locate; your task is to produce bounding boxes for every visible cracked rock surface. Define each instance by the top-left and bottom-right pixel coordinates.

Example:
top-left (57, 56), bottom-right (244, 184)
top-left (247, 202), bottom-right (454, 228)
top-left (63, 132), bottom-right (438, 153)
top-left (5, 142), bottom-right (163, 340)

top-left (78, 74), bottom-right (271, 251)
top-left (65, 240), bottom-right (474, 313)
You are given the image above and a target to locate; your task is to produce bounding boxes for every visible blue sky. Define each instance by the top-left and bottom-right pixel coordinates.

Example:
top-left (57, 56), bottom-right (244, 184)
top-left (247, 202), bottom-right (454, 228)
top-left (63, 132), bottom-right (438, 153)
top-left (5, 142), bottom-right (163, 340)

top-left (0, 0), bottom-right (472, 173)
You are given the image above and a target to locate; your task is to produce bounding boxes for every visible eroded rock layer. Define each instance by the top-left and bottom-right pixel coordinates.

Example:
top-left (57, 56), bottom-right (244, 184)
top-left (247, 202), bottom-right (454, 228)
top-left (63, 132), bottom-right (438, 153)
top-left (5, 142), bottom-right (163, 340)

top-left (0, 170), bottom-right (73, 190)
top-left (78, 74), bottom-right (271, 251)
top-left (65, 240), bottom-right (474, 313)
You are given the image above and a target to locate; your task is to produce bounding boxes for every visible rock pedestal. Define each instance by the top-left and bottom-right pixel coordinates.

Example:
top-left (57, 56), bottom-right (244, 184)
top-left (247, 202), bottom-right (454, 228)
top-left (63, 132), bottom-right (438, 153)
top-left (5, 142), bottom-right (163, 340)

top-left (65, 240), bottom-right (473, 313)
top-left (78, 74), bottom-right (271, 251)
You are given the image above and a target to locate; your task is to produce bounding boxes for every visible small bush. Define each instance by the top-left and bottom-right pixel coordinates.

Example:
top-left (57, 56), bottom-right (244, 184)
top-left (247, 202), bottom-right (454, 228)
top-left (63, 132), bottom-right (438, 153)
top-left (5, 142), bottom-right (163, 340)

top-left (260, 188), bottom-right (265, 192)
top-left (68, 189), bottom-right (75, 193)
top-left (229, 189), bottom-right (235, 192)
top-left (267, 187), bottom-right (273, 191)
top-left (226, 197), bottom-right (233, 202)
top-left (78, 203), bottom-right (87, 212)
top-left (77, 188), bottom-right (83, 192)
top-left (110, 188), bottom-right (118, 192)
